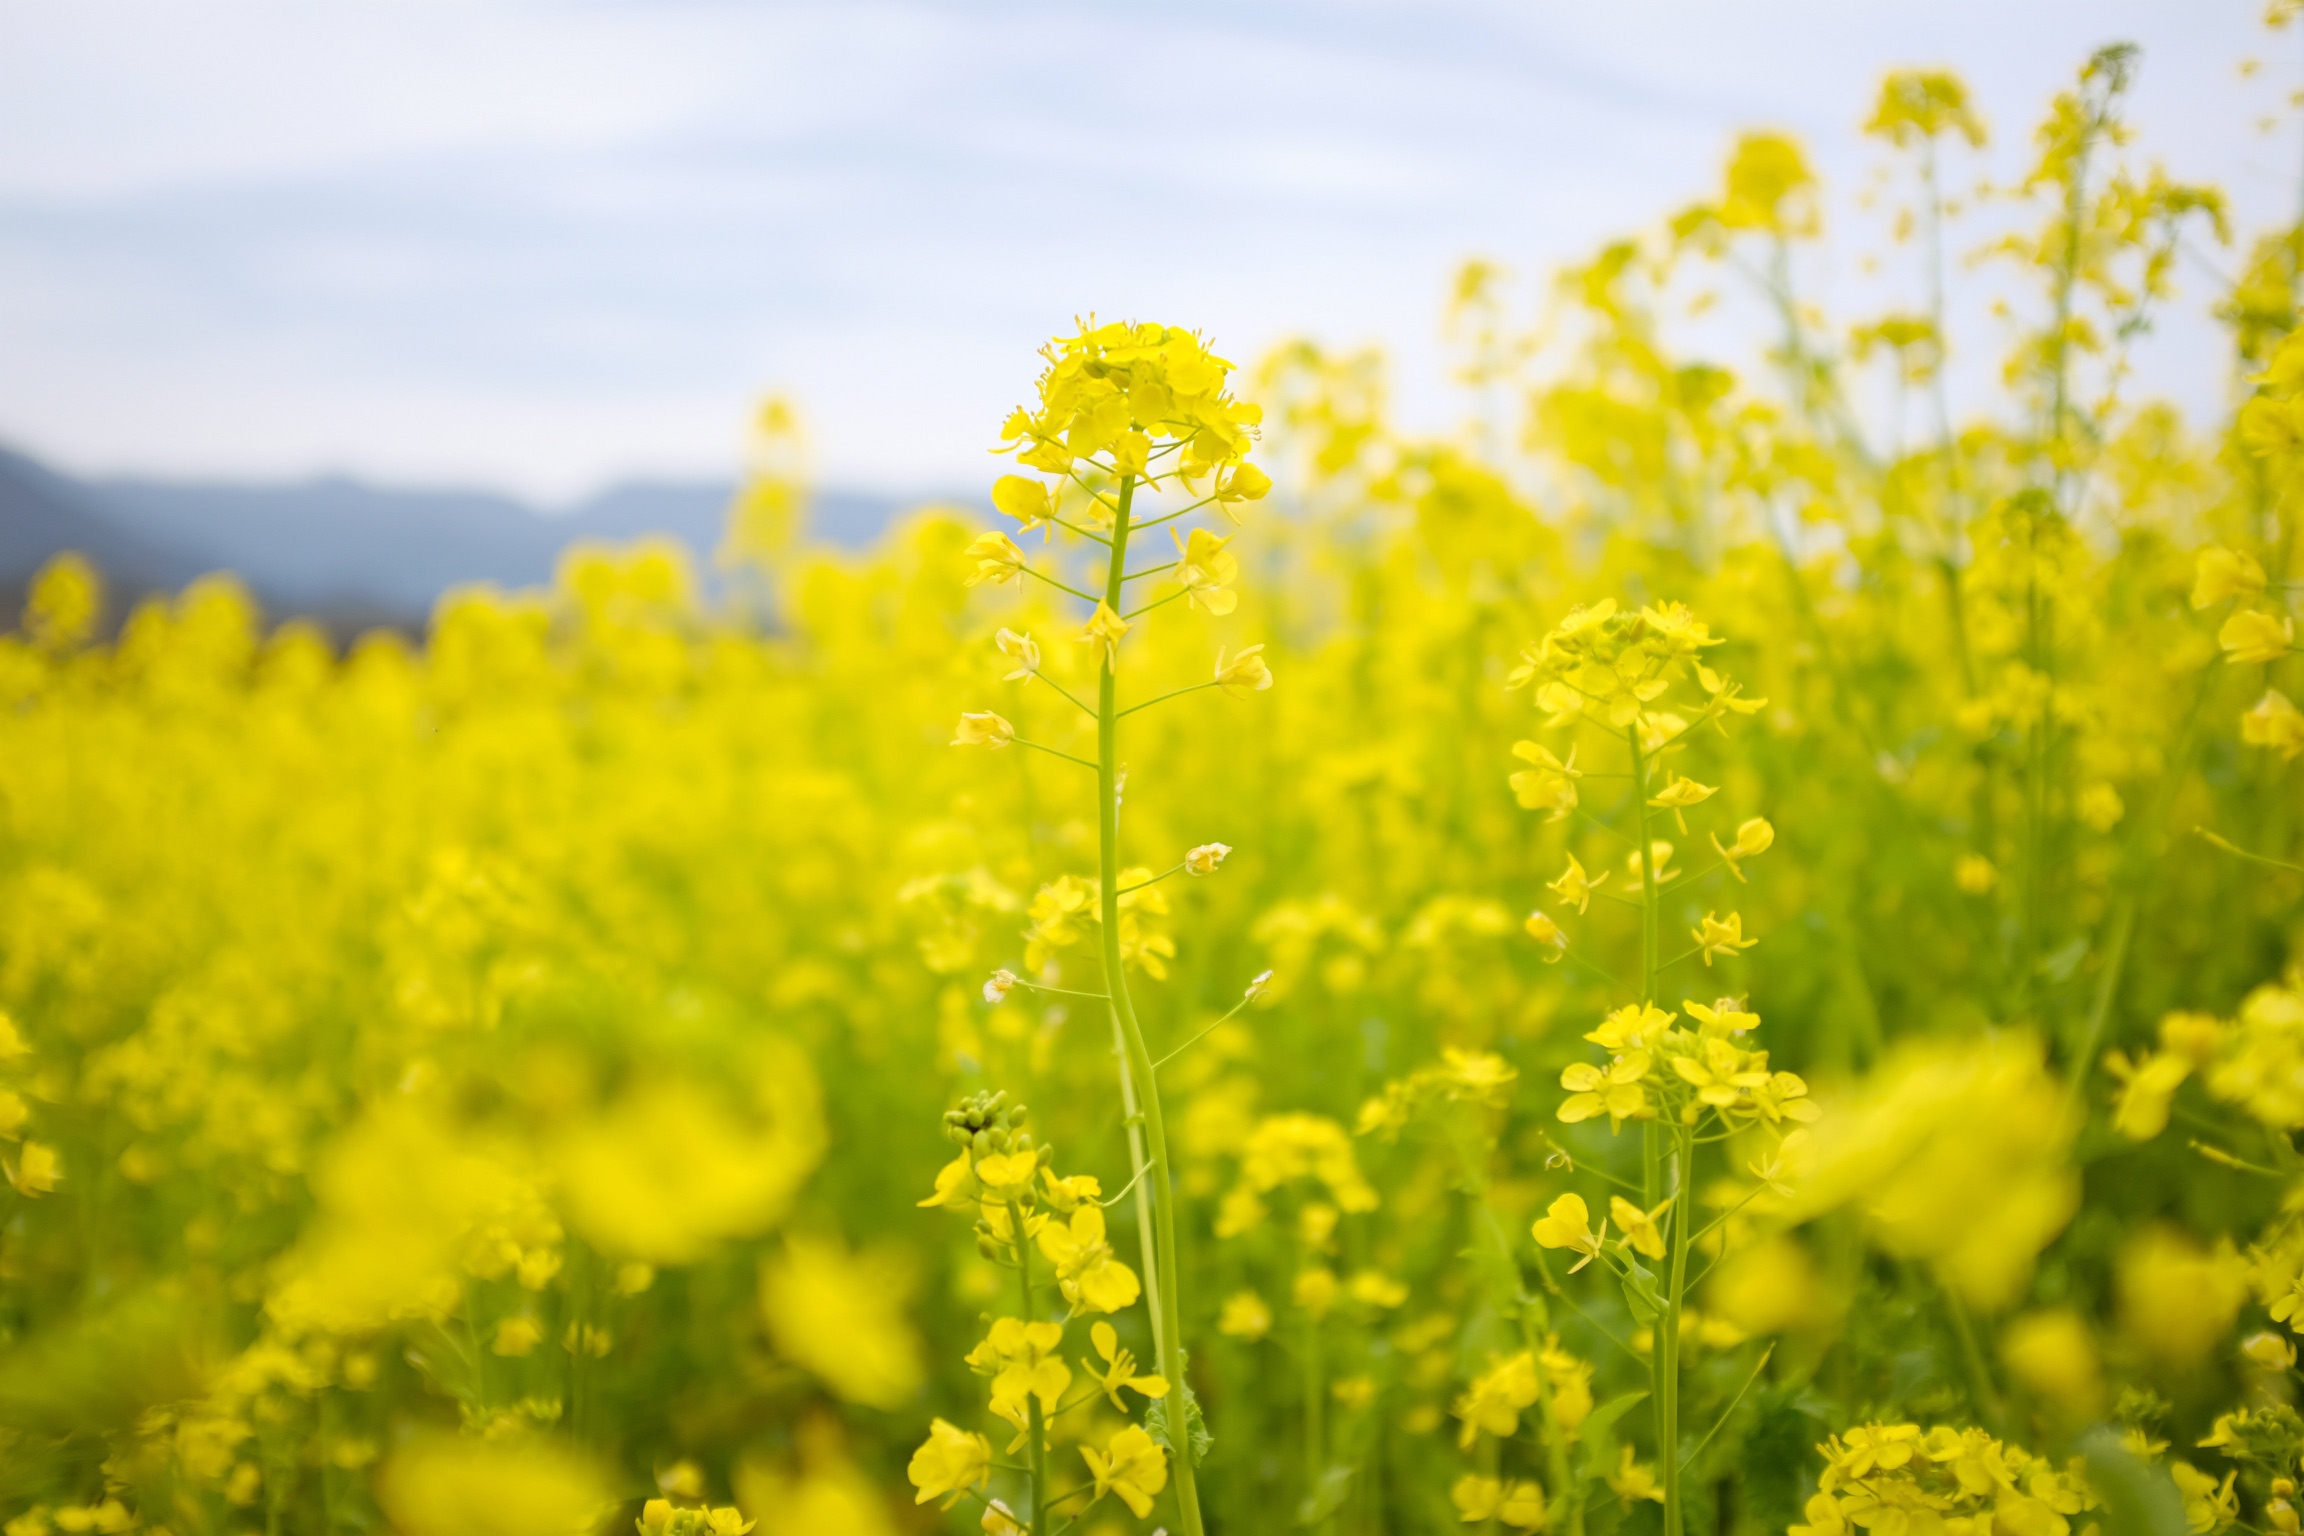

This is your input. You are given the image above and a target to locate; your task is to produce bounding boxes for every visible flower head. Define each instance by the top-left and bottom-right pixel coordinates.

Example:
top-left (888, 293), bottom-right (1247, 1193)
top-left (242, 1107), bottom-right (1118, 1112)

top-left (1174, 526), bottom-right (1240, 615)
top-left (907, 1419), bottom-right (992, 1508)
top-left (991, 474), bottom-right (1053, 533)
top-left (1186, 842), bottom-right (1232, 876)
top-left (1083, 1320), bottom-right (1169, 1410)
top-left (952, 711), bottom-right (1015, 749)
top-left (963, 531), bottom-right (1027, 589)
top-left (1080, 1425), bottom-right (1168, 1518)
top-left (2192, 545), bottom-right (2267, 608)
top-left (995, 628), bottom-right (1039, 681)
top-left (1509, 741), bottom-right (1581, 820)
top-left (1547, 853), bottom-right (1607, 913)
top-left (2220, 609), bottom-right (2295, 665)
top-left (1215, 644), bottom-right (1274, 697)
top-left (1531, 1193), bottom-right (1609, 1272)
top-left (1523, 909), bottom-right (1568, 962)
top-left (1711, 818), bottom-right (1775, 881)
top-left (2242, 689), bottom-right (2304, 761)
top-left (1079, 603), bottom-right (1130, 670)
top-left (1691, 911), bottom-right (1757, 966)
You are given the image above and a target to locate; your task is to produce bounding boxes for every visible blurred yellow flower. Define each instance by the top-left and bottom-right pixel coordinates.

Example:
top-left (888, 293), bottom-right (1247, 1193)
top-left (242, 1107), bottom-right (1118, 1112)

top-left (1080, 1425), bottom-right (1168, 1518)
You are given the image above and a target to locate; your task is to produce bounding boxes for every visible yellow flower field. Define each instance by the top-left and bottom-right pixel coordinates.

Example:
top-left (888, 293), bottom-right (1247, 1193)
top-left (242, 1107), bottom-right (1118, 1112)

top-left (5, 34), bottom-right (2304, 1536)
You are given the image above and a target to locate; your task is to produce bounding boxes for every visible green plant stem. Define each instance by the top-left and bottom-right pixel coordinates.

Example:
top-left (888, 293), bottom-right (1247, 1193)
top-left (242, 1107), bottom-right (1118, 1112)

top-left (1659, 1127), bottom-right (1690, 1536)
top-left (1095, 473), bottom-right (1206, 1536)
top-left (1627, 726), bottom-right (1660, 1001)
top-left (1011, 1198), bottom-right (1051, 1536)
top-left (1625, 720), bottom-right (1683, 1536)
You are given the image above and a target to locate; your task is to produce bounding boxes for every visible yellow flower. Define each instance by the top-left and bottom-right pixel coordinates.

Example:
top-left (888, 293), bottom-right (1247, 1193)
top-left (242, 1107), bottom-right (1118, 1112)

top-left (1037, 1203), bottom-right (1141, 1313)
top-left (2191, 545), bottom-right (2267, 608)
top-left (491, 1316), bottom-right (543, 1357)
top-left (1999, 1309), bottom-right (2104, 1421)
top-left (2220, 608), bottom-right (2294, 664)
top-left (1173, 527), bottom-right (1240, 615)
top-left (907, 1419), bottom-right (991, 1508)
top-left (1682, 997), bottom-right (1757, 1036)
top-left (1293, 1266), bottom-right (1339, 1315)
top-left (1215, 644), bottom-right (1274, 696)
top-left (918, 1152), bottom-right (976, 1209)
top-left (2242, 689), bottom-right (2304, 761)
top-left (638, 1503), bottom-right (756, 1536)
top-left (1347, 1270), bottom-right (1409, 1308)
top-left (1609, 1195), bottom-right (1673, 1261)
top-left (1452, 1351), bottom-right (1540, 1447)
top-left (1648, 774), bottom-right (1716, 830)
top-left (1080, 1425), bottom-right (1168, 1519)
top-left (1186, 842), bottom-right (1232, 875)
top-left (1711, 818), bottom-right (1774, 881)
top-left (963, 531), bottom-right (1027, 588)
top-left (972, 1150), bottom-right (1038, 1200)
top-left (1039, 1166), bottom-right (1100, 1210)
top-left (2171, 1464), bottom-right (2239, 1535)
top-left (1523, 909), bottom-right (1568, 963)
top-left (1625, 840), bottom-right (1676, 884)
top-left (970, 1316), bottom-right (1071, 1418)
top-left (1672, 1037), bottom-right (1768, 1113)
top-left (6, 1140), bottom-right (61, 1198)
top-left (995, 628), bottom-right (1039, 681)
top-left (952, 711), bottom-right (1015, 749)
top-left (1453, 1474), bottom-right (1549, 1530)
top-left (1559, 1055), bottom-right (1652, 1129)
top-left (1607, 1446), bottom-right (1665, 1504)
top-left (1588, 1002), bottom-right (1675, 1051)
top-left (1954, 853), bottom-right (1998, 894)
top-left (1547, 853), bottom-right (1607, 913)
top-left (990, 474), bottom-right (1053, 533)
top-left (1531, 1193), bottom-right (1608, 1272)
top-left (1690, 911), bottom-right (1756, 966)
top-left (1508, 741), bottom-right (1581, 820)
top-left (1218, 1290), bottom-right (1273, 1340)
top-left (1211, 460), bottom-right (1272, 519)
top-left (1083, 1320), bottom-right (1169, 1409)
top-left (1079, 603), bottom-right (1130, 670)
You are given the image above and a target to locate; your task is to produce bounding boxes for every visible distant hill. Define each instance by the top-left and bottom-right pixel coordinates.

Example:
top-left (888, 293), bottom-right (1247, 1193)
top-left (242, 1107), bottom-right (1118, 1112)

top-left (0, 443), bottom-right (922, 634)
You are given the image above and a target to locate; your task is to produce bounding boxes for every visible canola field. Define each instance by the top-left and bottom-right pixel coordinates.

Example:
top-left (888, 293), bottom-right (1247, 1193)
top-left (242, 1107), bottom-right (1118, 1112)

top-left (7, 41), bottom-right (2304, 1536)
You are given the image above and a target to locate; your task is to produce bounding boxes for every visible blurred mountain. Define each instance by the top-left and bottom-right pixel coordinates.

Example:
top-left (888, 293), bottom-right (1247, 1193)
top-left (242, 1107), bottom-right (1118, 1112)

top-left (0, 442), bottom-right (917, 634)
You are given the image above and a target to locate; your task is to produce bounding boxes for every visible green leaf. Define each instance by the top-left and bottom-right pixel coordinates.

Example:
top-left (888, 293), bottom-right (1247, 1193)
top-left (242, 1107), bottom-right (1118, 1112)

top-left (1579, 1390), bottom-right (1653, 1483)
top-left (1144, 1377), bottom-right (1213, 1468)
top-left (1296, 1464), bottom-right (1355, 1526)
top-left (1620, 1258), bottom-right (1663, 1326)
top-left (2078, 1426), bottom-right (2189, 1536)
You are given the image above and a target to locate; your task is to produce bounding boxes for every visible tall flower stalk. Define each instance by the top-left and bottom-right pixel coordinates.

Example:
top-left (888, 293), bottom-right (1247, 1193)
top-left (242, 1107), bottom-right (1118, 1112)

top-left (951, 320), bottom-right (1275, 1536)
top-left (1510, 599), bottom-right (1810, 1536)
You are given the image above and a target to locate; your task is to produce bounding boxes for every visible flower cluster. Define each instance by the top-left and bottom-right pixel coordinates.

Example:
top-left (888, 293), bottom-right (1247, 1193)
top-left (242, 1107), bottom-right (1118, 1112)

top-left (1553, 997), bottom-right (1817, 1132)
top-left (1791, 1426), bottom-right (2096, 1536)
top-left (910, 1093), bottom-right (1170, 1526)
top-left (995, 321), bottom-right (1269, 501)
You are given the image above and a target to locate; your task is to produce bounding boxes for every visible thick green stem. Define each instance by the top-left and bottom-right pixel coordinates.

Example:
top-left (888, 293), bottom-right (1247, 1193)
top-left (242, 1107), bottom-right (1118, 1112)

top-left (1627, 726), bottom-right (1660, 1002)
top-left (1095, 474), bottom-right (1206, 1536)
top-left (1011, 1198), bottom-right (1050, 1536)
top-left (1660, 1129), bottom-right (1691, 1536)
top-left (1626, 723), bottom-right (1681, 1536)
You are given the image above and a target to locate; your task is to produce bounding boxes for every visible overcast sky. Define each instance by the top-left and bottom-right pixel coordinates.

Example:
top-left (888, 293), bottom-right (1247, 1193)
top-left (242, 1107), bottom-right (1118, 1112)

top-left (1, 1), bottom-right (2296, 503)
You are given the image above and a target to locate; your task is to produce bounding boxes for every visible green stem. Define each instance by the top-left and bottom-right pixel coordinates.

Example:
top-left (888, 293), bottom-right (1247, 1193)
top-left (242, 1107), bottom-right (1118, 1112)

top-left (1627, 726), bottom-right (1660, 1002)
top-left (1659, 1128), bottom-right (1690, 1536)
top-left (1627, 722), bottom-right (1681, 1536)
top-left (1011, 1198), bottom-right (1050, 1536)
top-left (1096, 473), bottom-right (1206, 1536)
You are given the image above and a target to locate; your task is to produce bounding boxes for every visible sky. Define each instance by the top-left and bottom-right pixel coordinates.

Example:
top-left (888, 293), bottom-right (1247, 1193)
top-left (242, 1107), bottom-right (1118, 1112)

top-left (0, 0), bottom-right (2298, 504)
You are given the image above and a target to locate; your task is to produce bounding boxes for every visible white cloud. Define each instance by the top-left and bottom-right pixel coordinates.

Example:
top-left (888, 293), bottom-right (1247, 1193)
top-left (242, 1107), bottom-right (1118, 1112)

top-left (0, 0), bottom-right (2289, 499)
